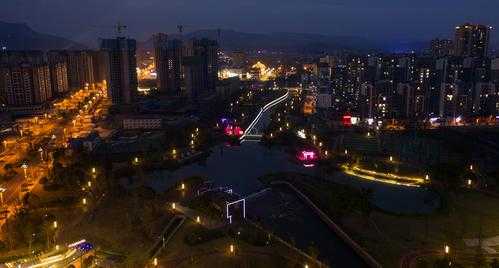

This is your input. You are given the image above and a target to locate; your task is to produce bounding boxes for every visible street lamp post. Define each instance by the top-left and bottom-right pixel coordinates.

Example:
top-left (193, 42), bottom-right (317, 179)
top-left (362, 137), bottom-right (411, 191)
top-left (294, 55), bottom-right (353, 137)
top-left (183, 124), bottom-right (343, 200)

top-left (38, 147), bottom-right (44, 161)
top-left (21, 163), bottom-right (28, 180)
top-left (0, 187), bottom-right (5, 207)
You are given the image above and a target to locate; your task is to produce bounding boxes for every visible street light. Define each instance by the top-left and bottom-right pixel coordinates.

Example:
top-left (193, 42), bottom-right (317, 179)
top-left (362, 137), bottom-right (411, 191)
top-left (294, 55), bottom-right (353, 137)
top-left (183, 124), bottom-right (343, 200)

top-left (181, 183), bottom-right (185, 190)
top-left (171, 202), bottom-right (176, 209)
top-left (92, 167), bottom-right (96, 174)
top-left (196, 216), bottom-right (201, 223)
top-left (0, 187), bottom-right (5, 206)
top-left (425, 174), bottom-right (430, 181)
top-left (82, 198), bottom-right (87, 205)
top-left (444, 244), bottom-right (450, 254)
top-left (153, 258), bottom-right (158, 267)
top-left (21, 163), bottom-right (28, 180)
top-left (53, 221), bottom-right (58, 229)
top-left (229, 244), bottom-right (234, 254)
top-left (38, 147), bottom-right (44, 161)
top-left (469, 164), bottom-right (473, 171)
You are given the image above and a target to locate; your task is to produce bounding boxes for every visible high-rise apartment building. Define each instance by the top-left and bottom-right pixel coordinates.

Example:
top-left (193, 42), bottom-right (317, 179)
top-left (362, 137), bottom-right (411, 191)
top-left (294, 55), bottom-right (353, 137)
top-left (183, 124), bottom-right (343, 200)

top-left (431, 38), bottom-right (453, 57)
top-left (153, 33), bottom-right (183, 95)
top-left (454, 23), bottom-right (491, 58)
top-left (153, 33), bottom-right (168, 93)
top-left (0, 52), bottom-right (52, 114)
top-left (47, 51), bottom-right (69, 96)
top-left (184, 39), bottom-right (219, 93)
top-left (100, 37), bottom-right (138, 104)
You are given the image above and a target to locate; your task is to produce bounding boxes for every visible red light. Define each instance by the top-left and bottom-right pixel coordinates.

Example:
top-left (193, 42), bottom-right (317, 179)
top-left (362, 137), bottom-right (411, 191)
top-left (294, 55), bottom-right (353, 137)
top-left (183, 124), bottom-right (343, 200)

top-left (225, 125), bottom-right (244, 137)
top-left (224, 125), bottom-right (234, 136)
top-left (342, 114), bottom-right (352, 126)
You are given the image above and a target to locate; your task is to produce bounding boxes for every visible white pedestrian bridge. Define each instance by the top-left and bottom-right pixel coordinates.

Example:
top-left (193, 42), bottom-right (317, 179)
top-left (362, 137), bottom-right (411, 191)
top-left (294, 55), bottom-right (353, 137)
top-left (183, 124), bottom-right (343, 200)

top-left (240, 90), bottom-right (290, 142)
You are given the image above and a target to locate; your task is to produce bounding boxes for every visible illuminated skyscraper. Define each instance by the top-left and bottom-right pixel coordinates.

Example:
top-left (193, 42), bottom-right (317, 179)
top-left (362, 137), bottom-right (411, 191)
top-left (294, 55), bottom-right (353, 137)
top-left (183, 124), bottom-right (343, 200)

top-left (153, 33), bottom-right (168, 93)
top-left (431, 38), bottom-right (453, 57)
top-left (454, 23), bottom-right (491, 58)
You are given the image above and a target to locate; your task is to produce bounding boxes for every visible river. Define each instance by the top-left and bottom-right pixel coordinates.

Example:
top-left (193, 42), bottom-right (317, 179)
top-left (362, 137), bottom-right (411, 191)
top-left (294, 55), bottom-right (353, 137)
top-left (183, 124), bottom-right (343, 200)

top-left (143, 92), bottom-right (439, 266)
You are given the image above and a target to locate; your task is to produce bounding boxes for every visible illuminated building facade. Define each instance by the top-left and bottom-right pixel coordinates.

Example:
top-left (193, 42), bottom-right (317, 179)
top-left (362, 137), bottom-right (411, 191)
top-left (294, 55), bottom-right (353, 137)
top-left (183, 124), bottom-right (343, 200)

top-left (431, 38), bottom-right (453, 57)
top-left (0, 51), bottom-right (52, 114)
top-left (454, 23), bottom-right (491, 58)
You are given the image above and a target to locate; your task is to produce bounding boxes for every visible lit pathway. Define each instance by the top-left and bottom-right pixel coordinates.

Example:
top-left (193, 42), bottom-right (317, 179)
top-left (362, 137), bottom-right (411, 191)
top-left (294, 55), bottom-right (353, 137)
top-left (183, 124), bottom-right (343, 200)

top-left (240, 90), bottom-right (289, 141)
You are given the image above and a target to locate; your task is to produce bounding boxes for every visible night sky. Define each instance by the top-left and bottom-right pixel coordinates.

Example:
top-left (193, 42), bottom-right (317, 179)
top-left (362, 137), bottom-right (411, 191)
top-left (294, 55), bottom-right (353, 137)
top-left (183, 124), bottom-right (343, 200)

top-left (1, 0), bottom-right (498, 44)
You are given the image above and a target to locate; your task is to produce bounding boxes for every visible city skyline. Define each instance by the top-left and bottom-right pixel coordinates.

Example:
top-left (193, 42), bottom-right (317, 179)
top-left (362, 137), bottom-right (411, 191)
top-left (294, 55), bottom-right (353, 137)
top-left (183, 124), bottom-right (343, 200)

top-left (2, 3), bottom-right (499, 267)
top-left (1, 0), bottom-right (499, 46)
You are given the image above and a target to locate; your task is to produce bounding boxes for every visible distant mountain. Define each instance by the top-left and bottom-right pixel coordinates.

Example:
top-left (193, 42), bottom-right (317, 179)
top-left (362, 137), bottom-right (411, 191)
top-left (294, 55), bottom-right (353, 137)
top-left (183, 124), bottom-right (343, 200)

top-left (0, 21), bottom-right (85, 51)
top-left (138, 29), bottom-right (383, 54)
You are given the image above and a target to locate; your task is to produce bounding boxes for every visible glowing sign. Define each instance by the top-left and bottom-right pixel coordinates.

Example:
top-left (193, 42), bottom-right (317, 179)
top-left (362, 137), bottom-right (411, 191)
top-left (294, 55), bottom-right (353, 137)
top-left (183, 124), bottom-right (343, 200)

top-left (224, 125), bottom-right (244, 137)
top-left (297, 150), bottom-right (317, 161)
top-left (297, 129), bottom-right (307, 139)
top-left (342, 114), bottom-right (352, 126)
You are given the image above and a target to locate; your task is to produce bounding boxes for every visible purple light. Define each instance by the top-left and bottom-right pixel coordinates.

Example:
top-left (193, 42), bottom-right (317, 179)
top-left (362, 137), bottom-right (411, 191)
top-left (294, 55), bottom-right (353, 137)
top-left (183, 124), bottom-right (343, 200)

top-left (297, 150), bottom-right (318, 161)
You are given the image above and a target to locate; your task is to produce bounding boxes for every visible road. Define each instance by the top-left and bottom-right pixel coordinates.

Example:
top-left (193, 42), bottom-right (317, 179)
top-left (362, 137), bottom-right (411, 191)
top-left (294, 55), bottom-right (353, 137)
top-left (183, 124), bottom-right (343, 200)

top-left (0, 84), bottom-right (110, 226)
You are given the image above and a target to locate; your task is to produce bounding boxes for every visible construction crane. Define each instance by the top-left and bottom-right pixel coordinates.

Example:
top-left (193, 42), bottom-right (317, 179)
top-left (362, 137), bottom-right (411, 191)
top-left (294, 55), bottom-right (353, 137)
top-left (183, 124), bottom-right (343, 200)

top-left (115, 22), bottom-right (128, 36)
top-left (177, 25), bottom-right (184, 35)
